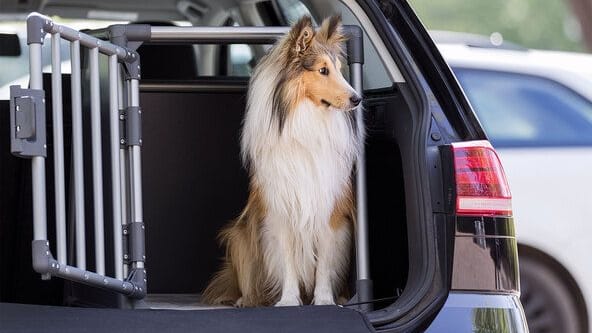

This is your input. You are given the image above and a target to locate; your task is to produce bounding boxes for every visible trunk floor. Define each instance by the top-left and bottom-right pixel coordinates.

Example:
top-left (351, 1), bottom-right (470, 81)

top-left (139, 293), bottom-right (231, 310)
top-left (0, 302), bottom-right (376, 333)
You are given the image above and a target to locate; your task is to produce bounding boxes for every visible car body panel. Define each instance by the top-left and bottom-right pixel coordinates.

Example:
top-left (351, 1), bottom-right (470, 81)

top-left (452, 217), bottom-right (519, 293)
top-left (425, 292), bottom-right (528, 332)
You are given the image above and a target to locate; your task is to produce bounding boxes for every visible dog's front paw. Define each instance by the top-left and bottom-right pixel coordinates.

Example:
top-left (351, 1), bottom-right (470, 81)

top-left (312, 294), bottom-right (336, 306)
top-left (275, 296), bottom-right (302, 307)
top-left (234, 297), bottom-right (245, 308)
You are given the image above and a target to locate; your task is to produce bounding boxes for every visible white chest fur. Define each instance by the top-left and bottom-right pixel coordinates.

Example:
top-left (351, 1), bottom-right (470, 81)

top-left (241, 60), bottom-right (359, 227)
top-left (247, 99), bottom-right (357, 227)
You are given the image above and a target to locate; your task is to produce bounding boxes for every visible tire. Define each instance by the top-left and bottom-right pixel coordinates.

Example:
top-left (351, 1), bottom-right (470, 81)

top-left (520, 254), bottom-right (585, 333)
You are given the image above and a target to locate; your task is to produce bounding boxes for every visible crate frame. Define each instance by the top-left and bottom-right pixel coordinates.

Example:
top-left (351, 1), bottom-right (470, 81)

top-left (10, 12), bottom-right (371, 309)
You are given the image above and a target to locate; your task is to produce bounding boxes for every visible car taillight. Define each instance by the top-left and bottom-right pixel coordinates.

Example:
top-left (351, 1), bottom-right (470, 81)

top-left (452, 140), bottom-right (512, 216)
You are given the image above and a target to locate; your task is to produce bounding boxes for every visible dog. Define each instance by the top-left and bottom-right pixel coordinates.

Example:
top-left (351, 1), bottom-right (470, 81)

top-left (202, 15), bottom-right (362, 307)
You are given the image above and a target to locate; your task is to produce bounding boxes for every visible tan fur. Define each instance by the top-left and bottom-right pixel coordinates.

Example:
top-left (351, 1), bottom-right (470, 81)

top-left (301, 55), bottom-right (351, 109)
top-left (296, 17), bottom-right (351, 111)
top-left (329, 187), bottom-right (355, 301)
top-left (202, 186), bottom-right (278, 306)
top-left (330, 184), bottom-right (355, 231)
top-left (267, 15), bottom-right (355, 130)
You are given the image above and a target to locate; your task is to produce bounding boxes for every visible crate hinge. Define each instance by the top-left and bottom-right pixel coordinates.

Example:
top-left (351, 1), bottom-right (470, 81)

top-left (9, 86), bottom-right (47, 158)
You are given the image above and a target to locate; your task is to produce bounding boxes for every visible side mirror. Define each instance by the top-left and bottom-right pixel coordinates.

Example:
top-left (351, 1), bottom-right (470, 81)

top-left (0, 33), bottom-right (21, 56)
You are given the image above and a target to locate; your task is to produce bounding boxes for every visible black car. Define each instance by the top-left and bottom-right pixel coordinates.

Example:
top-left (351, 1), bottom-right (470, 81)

top-left (0, 0), bottom-right (527, 332)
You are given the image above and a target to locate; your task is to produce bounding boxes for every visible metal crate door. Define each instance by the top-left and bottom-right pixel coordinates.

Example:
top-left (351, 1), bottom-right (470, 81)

top-left (8, 12), bottom-right (146, 300)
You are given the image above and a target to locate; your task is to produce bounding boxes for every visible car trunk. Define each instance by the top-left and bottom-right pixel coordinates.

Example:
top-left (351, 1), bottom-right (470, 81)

top-left (1, 76), bottom-right (410, 311)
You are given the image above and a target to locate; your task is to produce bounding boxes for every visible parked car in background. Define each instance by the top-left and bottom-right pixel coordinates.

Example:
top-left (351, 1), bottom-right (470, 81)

top-left (437, 31), bottom-right (592, 333)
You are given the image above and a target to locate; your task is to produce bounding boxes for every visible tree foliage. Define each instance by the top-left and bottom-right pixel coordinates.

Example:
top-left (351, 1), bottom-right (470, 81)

top-left (408, 0), bottom-right (585, 52)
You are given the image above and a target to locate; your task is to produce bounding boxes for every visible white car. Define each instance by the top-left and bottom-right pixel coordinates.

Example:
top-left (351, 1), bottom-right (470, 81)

top-left (437, 31), bottom-right (592, 333)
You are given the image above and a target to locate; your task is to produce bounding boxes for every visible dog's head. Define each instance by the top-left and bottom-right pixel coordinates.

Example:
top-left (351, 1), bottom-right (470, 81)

top-left (272, 16), bottom-right (361, 128)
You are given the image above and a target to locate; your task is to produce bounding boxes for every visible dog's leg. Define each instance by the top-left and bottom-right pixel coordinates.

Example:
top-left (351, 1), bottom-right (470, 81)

top-left (275, 264), bottom-right (302, 307)
top-left (313, 221), bottom-right (352, 305)
top-left (264, 217), bottom-right (302, 306)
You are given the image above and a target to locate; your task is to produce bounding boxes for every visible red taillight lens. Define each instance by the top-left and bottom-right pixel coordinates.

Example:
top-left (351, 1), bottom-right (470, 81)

top-left (452, 140), bottom-right (512, 216)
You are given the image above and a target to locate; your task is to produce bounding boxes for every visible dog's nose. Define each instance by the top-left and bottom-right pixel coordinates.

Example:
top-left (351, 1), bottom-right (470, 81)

top-left (350, 94), bottom-right (361, 107)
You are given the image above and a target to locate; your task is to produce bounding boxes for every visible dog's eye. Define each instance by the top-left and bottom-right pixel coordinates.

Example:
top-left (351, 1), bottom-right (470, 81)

top-left (319, 67), bottom-right (329, 76)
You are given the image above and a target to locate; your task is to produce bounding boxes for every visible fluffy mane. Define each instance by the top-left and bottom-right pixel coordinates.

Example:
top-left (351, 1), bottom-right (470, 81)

top-left (241, 15), bottom-right (356, 169)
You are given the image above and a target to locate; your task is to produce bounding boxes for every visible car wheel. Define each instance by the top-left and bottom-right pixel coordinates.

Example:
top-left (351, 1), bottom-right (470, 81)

top-left (520, 254), bottom-right (585, 333)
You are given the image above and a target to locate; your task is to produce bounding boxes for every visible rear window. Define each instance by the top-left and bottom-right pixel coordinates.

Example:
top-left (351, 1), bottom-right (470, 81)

top-left (453, 68), bottom-right (592, 147)
top-left (0, 20), bottom-right (123, 99)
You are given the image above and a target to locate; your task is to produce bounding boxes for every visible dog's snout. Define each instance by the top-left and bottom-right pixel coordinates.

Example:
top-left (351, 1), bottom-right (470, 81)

top-left (349, 94), bottom-right (361, 107)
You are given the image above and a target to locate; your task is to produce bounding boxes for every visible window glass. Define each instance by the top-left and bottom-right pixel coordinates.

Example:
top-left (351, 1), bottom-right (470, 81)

top-left (228, 21), bottom-right (254, 76)
top-left (276, 0), bottom-right (315, 25)
top-left (229, 44), bottom-right (253, 76)
top-left (223, 0), bottom-right (395, 88)
top-left (0, 20), bottom-right (122, 99)
top-left (454, 68), bottom-right (592, 147)
top-left (227, 0), bottom-right (314, 77)
top-left (274, 0), bottom-right (393, 89)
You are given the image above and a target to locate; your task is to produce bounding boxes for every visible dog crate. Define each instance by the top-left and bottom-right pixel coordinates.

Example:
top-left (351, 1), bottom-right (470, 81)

top-left (9, 12), bottom-right (372, 310)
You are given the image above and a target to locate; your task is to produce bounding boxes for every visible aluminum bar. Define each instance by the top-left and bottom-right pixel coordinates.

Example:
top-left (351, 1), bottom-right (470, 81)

top-left (351, 62), bottom-right (370, 281)
top-left (128, 79), bottom-right (144, 270)
top-left (150, 26), bottom-right (289, 44)
top-left (51, 33), bottom-right (67, 264)
top-left (89, 46), bottom-right (105, 275)
top-left (28, 13), bottom-right (130, 61)
top-left (109, 55), bottom-right (124, 280)
top-left (29, 43), bottom-right (47, 242)
top-left (70, 39), bottom-right (86, 270)
top-left (119, 69), bottom-right (129, 278)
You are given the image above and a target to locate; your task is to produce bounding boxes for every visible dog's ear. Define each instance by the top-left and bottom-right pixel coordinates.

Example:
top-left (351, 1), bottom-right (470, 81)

top-left (317, 15), bottom-right (346, 50)
top-left (289, 16), bottom-right (315, 56)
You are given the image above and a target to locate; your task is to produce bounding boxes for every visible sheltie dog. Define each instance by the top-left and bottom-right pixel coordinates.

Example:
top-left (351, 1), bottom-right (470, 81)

top-left (203, 15), bottom-right (362, 307)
